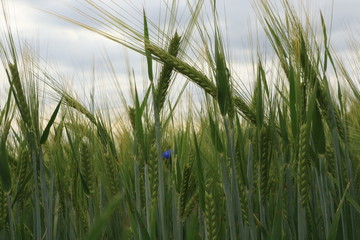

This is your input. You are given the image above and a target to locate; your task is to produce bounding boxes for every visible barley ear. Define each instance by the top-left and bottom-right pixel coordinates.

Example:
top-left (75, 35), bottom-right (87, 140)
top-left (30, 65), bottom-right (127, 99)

top-left (62, 94), bottom-right (97, 125)
top-left (234, 97), bottom-right (257, 125)
top-left (103, 149), bottom-right (118, 196)
top-left (260, 126), bottom-right (270, 203)
top-left (80, 140), bottom-right (94, 197)
top-left (182, 192), bottom-right (197, 222)
top-left (299, 123), bottom-right (310, 207)
top-left (179, 161), bottom-right (193, 219)
top-left (205, 177), bottom-right (218, 240)
top-left (156, 32), bottom-right (181, 112)
top-left (148, 135), bottom-right (158, 205)
top-left (145, 43), bottom-right (217, 98)
top-left (9, 63), bottom-right (32, 129)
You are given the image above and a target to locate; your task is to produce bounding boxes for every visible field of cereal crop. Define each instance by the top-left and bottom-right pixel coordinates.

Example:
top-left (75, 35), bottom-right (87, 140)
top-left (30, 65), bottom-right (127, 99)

top-left (0, 0), bottom-right (359, 239)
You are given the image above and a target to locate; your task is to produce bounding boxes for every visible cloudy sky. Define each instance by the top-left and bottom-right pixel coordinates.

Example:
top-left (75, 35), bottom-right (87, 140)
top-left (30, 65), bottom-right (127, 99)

top-left (1, 0), bottom-right (359, 111)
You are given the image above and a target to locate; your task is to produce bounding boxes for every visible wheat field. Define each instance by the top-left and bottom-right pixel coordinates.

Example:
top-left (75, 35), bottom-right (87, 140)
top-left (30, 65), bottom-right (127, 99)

top-left (0, 0), bottom-right (359, 239)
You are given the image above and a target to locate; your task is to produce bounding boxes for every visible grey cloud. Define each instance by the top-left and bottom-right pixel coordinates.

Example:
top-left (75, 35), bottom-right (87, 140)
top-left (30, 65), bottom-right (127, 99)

top-left (5, 0), bottom-right (360, 90)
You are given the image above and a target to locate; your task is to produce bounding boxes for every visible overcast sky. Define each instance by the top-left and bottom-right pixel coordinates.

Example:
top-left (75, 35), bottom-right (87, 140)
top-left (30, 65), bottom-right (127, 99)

top-left (1, 0), bottom-right (359, 111)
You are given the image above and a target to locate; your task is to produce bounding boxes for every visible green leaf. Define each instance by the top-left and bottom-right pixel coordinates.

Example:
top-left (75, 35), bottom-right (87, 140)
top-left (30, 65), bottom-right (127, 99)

top-left (328, 182), bottom-right (351, 240)
top-left (271, 183), bottom-right (283, 240)
top-left (85, 193), bottom-right (121, 240)
top-left (346, 192), bottom-right (360, 214)
top-left (0, 139), bottom-right (11, 192)
top-left (0, 122), bottom-right (11, 192)
top-left (40, 98), bottom-right (62, 144)
top-left (0, 87), bottom-right (12, 125)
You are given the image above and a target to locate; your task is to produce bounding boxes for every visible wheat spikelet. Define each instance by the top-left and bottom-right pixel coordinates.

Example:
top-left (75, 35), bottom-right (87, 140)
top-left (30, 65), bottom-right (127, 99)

top-left (80, 206), bottom-right (89, 234)
top-left (56, 174), bottom-right (67, 216)
top-left (181, 192), bottom-right (197, 222)
top-left (334, 107), bottom-right (345, 140)
top-left (16, 146), bottom-right (31, 202)
top-left (62, 94), bottom-right (97, 125)
top-left (7, 154), bottom-right (17, 172)
top-left (260, 126), bottom-right (270, 203)
top-left (252, 133), bottom-right (259, 191)
top-left (316, 86), bottom-right (329, 118)
top-left (71, 166), bottom-right (79, 213)
top-left (145, 43), bottom-right (217, 98)
top-left (139, 160), bottom-right (146, 209)
top-left (156, 32), bottom-right (181, 111)
top-left (317, 86), bottom-right (345, 140)
top-left (80, 141), bottom-right (95, 196)
top-left (355, 163), bottom-right (360, 194)
top-left (234, 97), bottom-right (257, 125)
top-left (282, 185), bottom-right (288, 225)
top-left (305, 206), bottom-right (313, 237)
top-left (148, 136), bottom-right (158, 205)
top-left (325, 142), bottom-right (348, 182)
top-left (299, 123), bottom-right (310, 207)
top-left (235, 138), bottom-right (250, 225)
top-left (325, 145), bottom-right (336, 177)
top-left (205, 177), bottom-right (217, 239)
top-left (104, 150), bottom-right (118, 195)
top-left (301, 81), bottom-right (307, 123)
top-left (239, 183), bottom-right (249, 225)
top-left (179, 161), bottom-right (192, 218)
top-left (9, 63), bottom-right (32, 129)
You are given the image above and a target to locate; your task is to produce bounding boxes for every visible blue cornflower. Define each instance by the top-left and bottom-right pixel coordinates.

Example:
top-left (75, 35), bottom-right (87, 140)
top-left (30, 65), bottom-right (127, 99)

top-left (162, 150), bottom-right (171, 159)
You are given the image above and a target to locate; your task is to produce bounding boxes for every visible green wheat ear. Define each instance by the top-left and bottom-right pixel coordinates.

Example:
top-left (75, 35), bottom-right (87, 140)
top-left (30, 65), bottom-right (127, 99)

top-left (205, 176), bottom-right (218, 240)
top-left (214, 30), bottom-right (232, 117)
top-left (299, 123), bottom-right (310, 207)
top-left (9, 63), bottom-right (32, 129)
top-left (103, 149), bottom-right (119, 196)
top-left (260, 126), bottom-right (270, 203)
top-left (148, 135), bottom-right (158, 205)
top-left (145, 43), bottom-right (218, 98)
top-left (80, 140), bottom-right (95, 196)
top-left (156, 32), bottom-right (181, 112)
top-left (16, 146), bottom-right (31, 203)
top-left (179, 160), bottom-right (193, 218)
